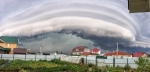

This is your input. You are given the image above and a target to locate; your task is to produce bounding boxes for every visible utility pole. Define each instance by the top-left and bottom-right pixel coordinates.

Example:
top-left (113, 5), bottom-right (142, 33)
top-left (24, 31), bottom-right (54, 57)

top-left (116, 41), bottom-right (118, 59)
top-left (40, 45), bottom-right (43, 55)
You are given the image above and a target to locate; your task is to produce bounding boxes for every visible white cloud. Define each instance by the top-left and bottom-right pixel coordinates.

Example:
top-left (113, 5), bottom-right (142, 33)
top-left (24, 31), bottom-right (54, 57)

top-left (0, 0), bottom-right (150, 52)
top-left (0, 16), bottom-right (136, 41)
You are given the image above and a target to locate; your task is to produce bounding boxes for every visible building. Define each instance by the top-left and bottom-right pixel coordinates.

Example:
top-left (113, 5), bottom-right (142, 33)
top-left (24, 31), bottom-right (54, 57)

top-left (81, 52), bottom-right (92, 56)
top-left (132, 52), bottom-right (147, 58)
top-left (104, 51), bottom-right (131, 57)
top-left (91, 48), bottom-right (100, 55)
top-left (0, 36), bottom-right (18, 54)
top-left (71, 46), bottom-right (90, 55)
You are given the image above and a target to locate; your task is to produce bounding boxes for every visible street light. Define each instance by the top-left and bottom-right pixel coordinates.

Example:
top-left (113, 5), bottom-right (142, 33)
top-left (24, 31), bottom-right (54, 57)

top-left (128, 0), bottom-right (150, 13)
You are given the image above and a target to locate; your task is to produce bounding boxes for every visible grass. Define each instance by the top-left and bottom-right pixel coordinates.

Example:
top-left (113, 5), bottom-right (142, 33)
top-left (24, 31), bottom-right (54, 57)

top-left (6, 59), bottom-right (58, 69)
top-left (1, 59), bottom-right (86, 72)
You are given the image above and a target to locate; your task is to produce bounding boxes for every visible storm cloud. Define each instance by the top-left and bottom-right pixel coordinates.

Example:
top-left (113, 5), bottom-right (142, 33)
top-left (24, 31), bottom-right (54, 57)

top-left (0, 0), bottom-right (150, 53)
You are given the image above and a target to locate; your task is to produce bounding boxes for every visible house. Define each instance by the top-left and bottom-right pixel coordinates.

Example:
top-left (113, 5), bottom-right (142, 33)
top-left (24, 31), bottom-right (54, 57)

top-left (13, 48), bottom-right (27, 54)
top-left (91, 48), bottom-right (100, 55)
top-left (81, 52), bottom-right (92, 56)
top-left (71, 46), bottom-right (90, 55)
top-left (104, 51), bottom-right (131, 57)
top-left (132, 52), bottom-right (147, 58)
top-left (0, 36), bottom-right (18, 54)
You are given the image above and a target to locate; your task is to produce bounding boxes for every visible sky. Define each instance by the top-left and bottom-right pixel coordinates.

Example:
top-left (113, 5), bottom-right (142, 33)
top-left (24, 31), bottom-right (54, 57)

top-left (0, 0), bottom-right (150, 54)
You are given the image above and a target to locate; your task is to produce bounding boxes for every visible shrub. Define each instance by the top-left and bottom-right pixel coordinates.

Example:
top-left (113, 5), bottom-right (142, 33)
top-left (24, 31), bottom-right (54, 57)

top-left (124, 64), bottom-right (131, 70)
top-left (115, 65), bottom-right (122, 69)
top-left (87, 63), bottom-right (95, 67)
top-left (50, 59), bottom-right (69, 65)
top-left (100, 65), bottom-right (123, 72)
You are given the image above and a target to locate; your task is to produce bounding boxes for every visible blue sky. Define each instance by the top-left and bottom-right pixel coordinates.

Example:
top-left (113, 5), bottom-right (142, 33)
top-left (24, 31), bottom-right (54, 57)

top-left (0, 0), bottom-right (150, 53)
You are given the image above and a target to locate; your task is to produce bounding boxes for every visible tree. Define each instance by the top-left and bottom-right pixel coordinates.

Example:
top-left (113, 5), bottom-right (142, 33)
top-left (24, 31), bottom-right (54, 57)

top-left (135, 57), bottom-right (150, 72)
top-left (56, 51), bottom-right (58, 54)
top-left (61, 52), bottom-right (63, 54)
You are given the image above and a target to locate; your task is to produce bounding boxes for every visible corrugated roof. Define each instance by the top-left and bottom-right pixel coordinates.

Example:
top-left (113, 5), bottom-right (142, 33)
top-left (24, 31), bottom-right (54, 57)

top-left (72, 46), bottom-right (88, 52)
top-left (133, 53), bottom-right (144, 57)
top-left (13, 48), bottom-right (27, 54)
top-left (104, 51), bottom-right (131, 56)
top-left (0, 36), bottom-right (18, 43)
top-left (104, 52), bottom-right (113, 56)
top-left (133, 52), bottom-right (147, 57)
top-left (135, 52), bottom-right (146, 54)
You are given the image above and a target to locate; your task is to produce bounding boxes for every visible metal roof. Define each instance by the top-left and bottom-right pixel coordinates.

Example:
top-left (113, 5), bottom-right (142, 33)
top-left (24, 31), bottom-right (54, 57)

top-left (13, 48), bottom-right (27, 54)
top-left (0, 36), bottom-right (18, 43)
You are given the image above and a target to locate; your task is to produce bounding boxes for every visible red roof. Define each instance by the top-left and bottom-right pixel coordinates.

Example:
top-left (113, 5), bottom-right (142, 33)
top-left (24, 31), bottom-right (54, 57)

top-left (133, 52), bottom-right (146, 57)
top-left (81, 52), bottom-right (92, 55)
top-left (104, 52), bottom-right (113, 56)
top-left (135, 52), bottom-right (146, 54)
top-left (92, 48), bottom-right (100, 52)
top-left (72, 46), bottom-right (87, 52)
top-left (104, 51), bottom-right (131, 56)
top-left (113, 51), bottom-right (130, 55)
top-left (133, 53), bottom-right (144, 57)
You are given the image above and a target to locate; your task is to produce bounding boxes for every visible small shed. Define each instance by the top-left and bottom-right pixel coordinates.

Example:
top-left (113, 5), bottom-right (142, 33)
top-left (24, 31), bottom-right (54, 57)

top-left (13, 48), bottom-right (27, 54)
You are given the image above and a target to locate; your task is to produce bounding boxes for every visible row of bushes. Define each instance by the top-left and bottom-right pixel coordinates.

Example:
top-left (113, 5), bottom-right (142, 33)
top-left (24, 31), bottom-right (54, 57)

top-left (0, 59), bottom-right (86, 72)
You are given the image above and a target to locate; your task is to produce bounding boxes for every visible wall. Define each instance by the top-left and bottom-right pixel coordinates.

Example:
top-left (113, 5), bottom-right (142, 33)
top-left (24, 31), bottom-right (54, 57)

top-left (0, 43), bottom-right (18, 54)
top-left (84, 48), bottom-right (90, 52)
top-left (0, 54), bottom-right (63, 61)
top-left (72, 52), bottom-right (81, 55)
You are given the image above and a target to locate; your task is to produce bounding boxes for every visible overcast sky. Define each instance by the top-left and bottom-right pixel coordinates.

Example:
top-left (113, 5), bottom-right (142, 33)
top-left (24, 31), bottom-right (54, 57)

top-left (0, 0), bottom-right (150, 53)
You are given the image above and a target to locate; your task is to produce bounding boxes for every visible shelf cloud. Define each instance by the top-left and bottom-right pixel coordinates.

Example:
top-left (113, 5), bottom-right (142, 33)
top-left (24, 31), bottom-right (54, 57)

top-left (0, 0), bottom-right (150, 53)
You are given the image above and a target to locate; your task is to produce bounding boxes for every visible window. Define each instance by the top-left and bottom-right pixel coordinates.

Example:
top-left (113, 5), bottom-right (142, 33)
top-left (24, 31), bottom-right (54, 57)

top-left (6, 44), bottom-right (9, 47)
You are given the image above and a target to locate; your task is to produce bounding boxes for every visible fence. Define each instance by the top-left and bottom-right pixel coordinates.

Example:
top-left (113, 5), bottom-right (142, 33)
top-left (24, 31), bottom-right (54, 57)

top-left (0, 54), bottom-right (149, 68)
top-left (0, 54), bottom-right (63, 61)
top-left (70, 55), bottom-right (146, 68)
